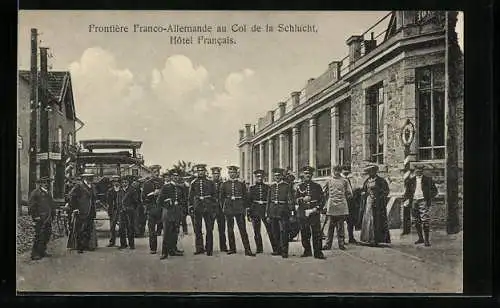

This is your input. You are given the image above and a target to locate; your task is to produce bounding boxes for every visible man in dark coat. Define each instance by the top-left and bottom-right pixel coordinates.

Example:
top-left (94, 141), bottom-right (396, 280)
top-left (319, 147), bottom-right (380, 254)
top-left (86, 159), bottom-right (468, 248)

top-left (188, 164), bottom-right (218, 256)
top-left (118, 176), bottom-right (140, 249)
top-left (266, 168), bottom-right (294, 258)
top-left (105, 175), bottom-right (121, 247)
top-left (403, 164), bottom-right (438, 246)
top-left (247, 169), bottom-right (272, 254)
top-left (157, 170), bottom-right (186, 259)
top-left (142, 165), bottom-right (164, 254)
top-left (220, 166), bottom-right (255, 256)
top-left (28, 177), bottom-right (56, 260)
top-left (295, 166), bottom-right (326, 259)
top-left (211, 166), bottom-right (228, 252)
top-left (68, 171), bottom-right (97, 253)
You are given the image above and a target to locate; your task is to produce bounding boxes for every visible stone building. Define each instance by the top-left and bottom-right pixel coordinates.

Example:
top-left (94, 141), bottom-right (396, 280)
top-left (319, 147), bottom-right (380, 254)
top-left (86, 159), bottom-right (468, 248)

top-left (237, 11), bottom-right (463, 231)
top-left (18, 70), bottom-right (83, 203)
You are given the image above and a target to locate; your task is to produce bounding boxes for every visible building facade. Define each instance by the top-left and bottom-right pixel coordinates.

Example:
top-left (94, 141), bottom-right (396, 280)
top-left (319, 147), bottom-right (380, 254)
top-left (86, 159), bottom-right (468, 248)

top-left (237, 11), bottom-right (464, 231)
top-left (18, 70), bottom-right (82, 203)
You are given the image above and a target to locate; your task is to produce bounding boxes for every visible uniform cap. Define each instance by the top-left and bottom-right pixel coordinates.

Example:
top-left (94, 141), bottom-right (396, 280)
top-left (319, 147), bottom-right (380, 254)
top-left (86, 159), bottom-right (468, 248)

top-left (301, 166), bottom-right (315, 173)
top-left (80, 168), bottom-right (95, 177)
top-left (341, 165), bottom-right (351, 172)
top-left (194, 164), bottom-right (207, 171)
top-left (111, 175), bottom-right (120, 182)
top-left (363, 164), bottom-right (379, 173)
top-left (227, 165), bottom-right (239, 172)
top-left (211, 167), bottom-right (222, 173)
top-left (253, 169), bottom-right (265, 176)
top-left (414, 164), bottom-right (425, 170)
top-left (150, 164), bottom-right (162, 171)
top-left (272, 168), bottom-right (285, 174)
top-left (161, 172), bottom-right (170, 178)
top-left (36, 176), bottom-right (52, 183)
top-left (168, 169), bottom-right (180, 176)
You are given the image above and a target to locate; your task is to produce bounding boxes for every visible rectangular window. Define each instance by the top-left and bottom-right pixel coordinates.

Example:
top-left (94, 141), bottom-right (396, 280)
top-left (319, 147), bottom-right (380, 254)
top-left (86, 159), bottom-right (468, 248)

top-left (366, 83), bottom-right (384, 164)
top-left (416, 65), bottom-right (445, 160)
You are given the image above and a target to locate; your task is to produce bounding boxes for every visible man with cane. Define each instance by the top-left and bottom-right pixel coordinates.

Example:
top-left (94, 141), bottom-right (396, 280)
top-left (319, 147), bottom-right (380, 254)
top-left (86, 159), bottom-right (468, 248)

top-left (68, 171), bottom-right (97, 254)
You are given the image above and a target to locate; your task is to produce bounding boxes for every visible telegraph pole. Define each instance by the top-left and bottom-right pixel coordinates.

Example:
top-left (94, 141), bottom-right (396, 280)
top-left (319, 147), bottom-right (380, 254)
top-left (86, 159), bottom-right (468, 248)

top-left (28, 28), bottom-right (38, 192)
top-left (39, 46), bottom-right (50, 181)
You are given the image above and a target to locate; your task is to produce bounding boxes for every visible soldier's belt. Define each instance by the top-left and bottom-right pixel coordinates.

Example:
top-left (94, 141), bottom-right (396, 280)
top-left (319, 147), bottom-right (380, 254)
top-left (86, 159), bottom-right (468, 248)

top-left (253, 200), bottom-right (267, 205)
top-left (227, 196), bottom-right (243, 200)
top-left (197, 195), bottom-right (213, 200)
top-left (271, 201), bottom-right (287, 204)
top-left (163, 198), bottom-right (179, 206)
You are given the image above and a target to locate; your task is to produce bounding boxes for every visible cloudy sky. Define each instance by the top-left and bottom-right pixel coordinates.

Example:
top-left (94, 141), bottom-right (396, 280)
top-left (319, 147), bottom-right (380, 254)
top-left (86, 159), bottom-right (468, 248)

top-left (18, 11), bottom-right (463, 172)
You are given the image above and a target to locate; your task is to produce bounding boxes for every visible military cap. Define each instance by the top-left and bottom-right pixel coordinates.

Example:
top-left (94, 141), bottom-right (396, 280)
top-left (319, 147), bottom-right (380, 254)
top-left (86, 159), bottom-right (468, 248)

top-left (36, 176), bottom-right (52, 183)
top-left (194, 164), bottom-right (207, 171)
top-left (161, 172), bottom-right (170, 178)
top-left (121, 175), bottom-right (134, 182)
top-left (227, 165), bottom-right (239, 172)
top-left (80, 168), bottom-right (95, 177)
top-left (341, 165), bottom-right (351, 172)
top-left (272, 168), bottom-right (285, 174)
top-left (363, 164), bottom-right (379, 173)
top-left (150, 164), bottom-right (162, 171)
top-left (168, 169), bottom-right (180, 176)
top-left (253, 169), bottom-right (265, 176)
top-left (301, 166), bottom-right (315, 173)
top-left (111, 175), bottom-right (120, 182)
top-left (211, 166), bottom-right (222, 173)
top-left (413, 164), bottom-right (425, 170)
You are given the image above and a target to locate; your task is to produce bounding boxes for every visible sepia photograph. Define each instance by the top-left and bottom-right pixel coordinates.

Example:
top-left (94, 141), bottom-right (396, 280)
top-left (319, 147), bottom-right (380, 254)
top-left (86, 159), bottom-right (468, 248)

top-left (16, 10), bottom-right (464, 293)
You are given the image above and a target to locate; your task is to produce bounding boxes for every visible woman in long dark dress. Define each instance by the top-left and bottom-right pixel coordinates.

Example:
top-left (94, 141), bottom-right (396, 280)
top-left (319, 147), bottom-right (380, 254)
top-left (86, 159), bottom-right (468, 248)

top-left (359, 165), bottom-right (391, 246)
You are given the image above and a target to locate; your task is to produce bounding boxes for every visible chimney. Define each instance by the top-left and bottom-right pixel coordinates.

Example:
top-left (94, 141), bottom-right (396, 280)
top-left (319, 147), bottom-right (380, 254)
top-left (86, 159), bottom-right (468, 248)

top-left (239, 129), bottom-right (244, 140)
top-left (278, 102), bottom-right (286, 118)
top-left (364, 32), bottom-right (377, 54)
top-left (245, 124), bottom-right (252, 137)
top-left (258, 117), bottom-right (264, 130)
top-left (346, 35), bottom-right (363, 65)
top-left (291, 91), bottom-right (301, 108)
top-left (267, 110), bottom-right (275, 123)
top-left (328, 61), bottom-right (342, 80)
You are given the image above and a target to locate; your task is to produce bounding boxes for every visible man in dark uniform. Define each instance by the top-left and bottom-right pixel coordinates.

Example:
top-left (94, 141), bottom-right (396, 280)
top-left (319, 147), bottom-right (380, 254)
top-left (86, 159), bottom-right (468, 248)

top-left (68, 171), bottom-right (97, 254)
top-left (295, 166), bottom-right (326, 259)
top-left (220, 166), bottom-right (255, 256)
top-left (188, 164), bottom-right (218, 256)
top-left (142, 165), bottom-right (164, 254)
top-left (28, 176), bottom-right (56, 260)
top-left (266, 168), bottom-right (294, 258)
top-left (105, 175), bottom-right (121, 247)
top-left (211, 167), bottom-right (228, 252)
top-left (341, 165), bottom-right (357, 244)
top-left (157, 169), bottom-right (186, 259)
top-left (247, 169), bottom-right (273, 254)
top-left (118, 175), bottom-right (140, 249)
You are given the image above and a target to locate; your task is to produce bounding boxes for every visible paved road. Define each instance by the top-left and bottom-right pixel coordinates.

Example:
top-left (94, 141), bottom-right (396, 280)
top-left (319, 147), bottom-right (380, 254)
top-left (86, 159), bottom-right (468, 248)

top-left (16, 219), bottom-right (462, 293)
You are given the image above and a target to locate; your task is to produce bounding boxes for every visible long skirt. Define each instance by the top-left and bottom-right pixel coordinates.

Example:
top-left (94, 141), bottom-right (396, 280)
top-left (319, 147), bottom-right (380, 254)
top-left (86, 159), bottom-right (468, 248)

top-left (360, 196), bottom-right (391, 244)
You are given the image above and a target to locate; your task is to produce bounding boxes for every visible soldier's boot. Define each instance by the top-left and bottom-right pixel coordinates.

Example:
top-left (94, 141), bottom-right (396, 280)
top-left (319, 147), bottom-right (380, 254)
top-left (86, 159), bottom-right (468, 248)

top-left (423, 225), bottom-right (431, 247)
top-left (415, 224), bottom-right (425, 244)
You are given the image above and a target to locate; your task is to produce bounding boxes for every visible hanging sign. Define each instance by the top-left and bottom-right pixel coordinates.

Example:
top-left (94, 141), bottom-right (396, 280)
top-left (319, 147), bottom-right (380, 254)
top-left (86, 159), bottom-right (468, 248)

top-left (400, 119), bottom-right (415, 146)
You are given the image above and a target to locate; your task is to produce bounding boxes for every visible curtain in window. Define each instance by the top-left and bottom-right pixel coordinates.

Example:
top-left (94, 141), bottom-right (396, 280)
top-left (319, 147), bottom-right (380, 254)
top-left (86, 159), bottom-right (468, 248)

top-left (316, 109), bottom-right (331, 169)
top-left (298, 121), bottom-right (309, 169)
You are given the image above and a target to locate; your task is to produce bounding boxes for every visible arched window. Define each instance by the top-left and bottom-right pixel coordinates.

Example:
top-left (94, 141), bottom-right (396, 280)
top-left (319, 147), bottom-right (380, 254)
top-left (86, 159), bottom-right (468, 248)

top-left (67, 133), bottom-right (74, 146)
top-left (57, 127), bottom-right (63, 152)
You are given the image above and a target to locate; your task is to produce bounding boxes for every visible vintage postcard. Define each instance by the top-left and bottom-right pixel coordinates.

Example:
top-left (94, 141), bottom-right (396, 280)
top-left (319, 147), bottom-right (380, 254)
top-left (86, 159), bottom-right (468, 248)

top-left (16, 10), bottom-right (464, 293)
